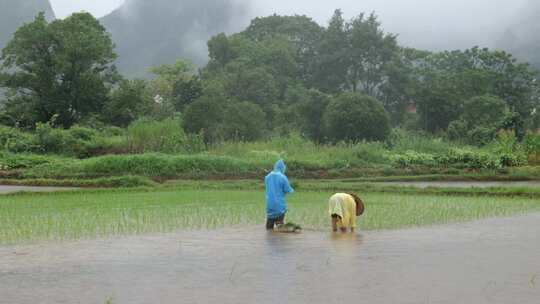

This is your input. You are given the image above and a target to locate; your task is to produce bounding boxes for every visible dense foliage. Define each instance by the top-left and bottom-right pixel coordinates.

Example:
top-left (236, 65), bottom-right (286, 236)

top-left (447, 95), bottom-right (510, 145)
top-left (0, 13), bottom-right (118, 128)
top-left (0, 9), bottom-right (539, 162)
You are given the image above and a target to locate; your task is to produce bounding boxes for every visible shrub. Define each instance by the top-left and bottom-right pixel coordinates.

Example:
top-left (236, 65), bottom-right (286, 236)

top-left (33, 123), bottom-right (119, 158)
top-left (389, 147), bottom-right (521, 170)
top-left (525, 131), bottom-right (540, 163)
top-left (489, 131), bottom-right (527, 167)
top-left (388, 151), bottom-right (437, 167)
top-left (220, 101), bottom-right (266, 141)
top-left (323, 92), bottom-right (391, 143)
top-left (67, 126), bottom-right (99, 141)
top-left (101, 126), bottom-right (125, 137)
top-left (183, 94), bottom-right (225, 144)
top-left (468, 126), bottom-right (498, 146)
top-left (443, 148), bottom-right (501, 169)
top-left (389, 129), bottom-right (454, 154)
top-left (0, 126), bottom-right (36, 153)
top-left (103, 79), bottom-right (154, 127)
top-left (353, 142), bottom-right (390, 165)
top-left (34, 122), bottom-right (100, 157)
top-left (0, 153), bottom-right (59, 170)
top-left (35, 122), bottom-right (75, 154)
top-left (126, 118), bottom-right (198, 153)
top-left (447, 120), bottom-right (468, 142)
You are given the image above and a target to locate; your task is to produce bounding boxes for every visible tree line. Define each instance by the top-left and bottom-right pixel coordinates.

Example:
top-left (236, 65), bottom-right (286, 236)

top-left (1, 11), bottom-right (539, 146)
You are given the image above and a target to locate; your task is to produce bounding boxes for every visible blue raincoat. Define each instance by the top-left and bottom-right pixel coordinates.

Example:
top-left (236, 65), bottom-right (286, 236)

top-left (265, 160), bottom-right (294, 219)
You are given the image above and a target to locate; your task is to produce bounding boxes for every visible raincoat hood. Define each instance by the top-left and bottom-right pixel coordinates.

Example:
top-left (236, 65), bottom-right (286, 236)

top-left (273, 159), bottom-right (287, 174)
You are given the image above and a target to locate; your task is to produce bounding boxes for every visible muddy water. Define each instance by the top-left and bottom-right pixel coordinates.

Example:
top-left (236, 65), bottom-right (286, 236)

top-left (375, 181), bottom-right (540, 189)
top-left (1, 214), bottom-right (539, 304)
top-left (0, 185), bottom-right (77, 194)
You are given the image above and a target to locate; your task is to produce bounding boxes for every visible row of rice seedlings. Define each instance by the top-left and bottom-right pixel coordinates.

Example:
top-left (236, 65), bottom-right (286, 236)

top-left (1, 189), bottom-right (540, 244)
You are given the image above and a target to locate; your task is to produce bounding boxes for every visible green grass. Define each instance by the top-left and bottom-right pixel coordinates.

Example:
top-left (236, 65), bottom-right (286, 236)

top-left (22, 153), bottom-right (261, 179)
top-left (3, 129), bottom-right (540, 181)
top-left (3, 128), bottom-right (538, 181)
top-left (1, 187), bottom-right (539, 245)
top-left (16, 150), bottom-right (540, 181)
top-left (0, 175), bottom-right (155, 188)
top-left (166, 179), bottom-right (540, 198)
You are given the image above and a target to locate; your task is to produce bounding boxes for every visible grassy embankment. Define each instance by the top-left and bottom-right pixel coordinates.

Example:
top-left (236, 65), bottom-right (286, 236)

top-left (1, 184), bottom-right (540, 245)
top-left (2, 142), bottom-right (540, 187)
top-left (1, 128), bottom-right (539, 186)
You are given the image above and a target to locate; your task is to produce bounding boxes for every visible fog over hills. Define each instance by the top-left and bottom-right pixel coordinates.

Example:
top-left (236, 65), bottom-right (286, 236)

top-left (94, 0), bottom-right (540, 74)
top-left (0, 0), bottom-right (55, 49)
top-left (253, 0), bottom-right (528, 52)
top-left (498, 1), bottom-right (540, 69)
top-left (2, 0), bottom-right (539, 75)
top-left (100, 0), bottom-right (251, 76)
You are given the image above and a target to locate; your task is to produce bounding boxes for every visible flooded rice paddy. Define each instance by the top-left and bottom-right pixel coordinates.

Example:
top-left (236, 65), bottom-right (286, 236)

top-left (1, 213), bottom-right (539, 304)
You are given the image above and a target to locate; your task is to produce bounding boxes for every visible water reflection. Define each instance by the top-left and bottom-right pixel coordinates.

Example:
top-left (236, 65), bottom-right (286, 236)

top-left (1, 214), bottom-right (539, 304)
top-left (330, 231), bottom-right (364, 242)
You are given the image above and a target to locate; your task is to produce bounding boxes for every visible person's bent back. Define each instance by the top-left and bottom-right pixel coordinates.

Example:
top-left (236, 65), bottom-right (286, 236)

top-left (328, 193), bottom-right (364, 233)
top-left (265, 160), bottom-right (294, 230)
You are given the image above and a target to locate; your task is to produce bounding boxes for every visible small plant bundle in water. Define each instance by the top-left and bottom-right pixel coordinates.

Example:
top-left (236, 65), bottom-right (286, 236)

top-left (276, 223), bottom-right (302, 233)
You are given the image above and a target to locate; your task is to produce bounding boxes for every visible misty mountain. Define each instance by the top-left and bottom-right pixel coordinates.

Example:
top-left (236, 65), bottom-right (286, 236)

top-left (498, 2), bottom-right (540, 69)
top-left (0, 0), bottom-right (55, 50)
top-left (100, 0), bottom-right (251, 77)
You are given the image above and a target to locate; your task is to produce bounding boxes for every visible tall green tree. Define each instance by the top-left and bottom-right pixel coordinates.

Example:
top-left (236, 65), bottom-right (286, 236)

top-left (182, 96), bottom-right (224, 144)
top-left (414, 47), bottom-right (538, 133)
top-left (149, 59), bottom-right (202, 111)
top-left (0, 12), bottom-right (118, 128)
top-left (205, 33), bottom-right (289, 120)
top-left (313, 9), bottom-right (349, 93)
top-left (346, 13), bottom-right (399, 94)
top-left (379, 48), bottom-right (429, 125)
top-left (297, 89), bottom-right (331, 142)
top-left (223, 62), bottom-right (280, 110)
top-left (182, 80), bottom-right (229, 143)
top-left (447, 95), bottom-right (510, 145)
top-left (243, 14), bottom-right (323, 84)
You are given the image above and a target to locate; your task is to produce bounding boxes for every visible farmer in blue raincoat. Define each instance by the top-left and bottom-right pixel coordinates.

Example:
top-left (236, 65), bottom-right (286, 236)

top-left (265, 159), bottom-right (294, 230)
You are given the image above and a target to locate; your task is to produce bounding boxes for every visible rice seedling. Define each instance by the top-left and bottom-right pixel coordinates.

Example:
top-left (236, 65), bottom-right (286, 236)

top-left (1, 187), bottom-right (539, 245)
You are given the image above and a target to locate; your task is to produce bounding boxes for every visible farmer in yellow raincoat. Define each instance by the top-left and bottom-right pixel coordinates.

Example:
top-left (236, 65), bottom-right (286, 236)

top-left (328, 193), bottom-right (365, 233)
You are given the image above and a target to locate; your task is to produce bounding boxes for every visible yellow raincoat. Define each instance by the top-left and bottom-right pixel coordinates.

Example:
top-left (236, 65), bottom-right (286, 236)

top-left (328, 193), bottom-right (357, 229)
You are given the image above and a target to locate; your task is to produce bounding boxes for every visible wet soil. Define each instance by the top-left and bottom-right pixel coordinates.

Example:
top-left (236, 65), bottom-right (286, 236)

top-left (1, 214), bottom-right (539, 304)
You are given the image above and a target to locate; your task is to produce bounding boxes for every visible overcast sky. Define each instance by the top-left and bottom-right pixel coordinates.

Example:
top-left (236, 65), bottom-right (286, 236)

top-left (49, 0), bottom-right (530, 50)
top-left (49, 0), bottom-right (124, 18)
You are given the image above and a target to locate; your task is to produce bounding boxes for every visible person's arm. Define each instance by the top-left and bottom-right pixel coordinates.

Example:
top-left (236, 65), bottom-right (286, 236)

top-left (282, 176), bottom-right (294, 194)
top-left (331, 216), bottom-right (339, 232)
top-left (348, 195), bottom-right (358, 232)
